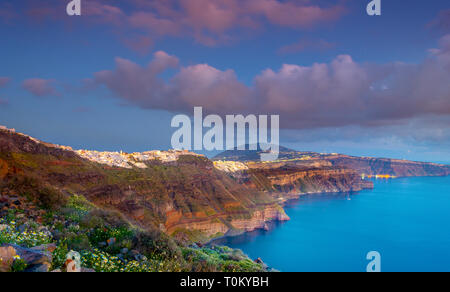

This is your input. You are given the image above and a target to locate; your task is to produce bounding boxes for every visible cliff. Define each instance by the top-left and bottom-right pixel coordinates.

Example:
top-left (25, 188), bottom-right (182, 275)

top-left (2, 127), bottom-right (445, 241)
top-left (214, 145), bottom-right (450, 178)
top-left (216, 161), bottom-right (374, 202)
top-left (0, 128), bottom-right (288, 240)
top-left (324, 155), bottom-right (450, 177)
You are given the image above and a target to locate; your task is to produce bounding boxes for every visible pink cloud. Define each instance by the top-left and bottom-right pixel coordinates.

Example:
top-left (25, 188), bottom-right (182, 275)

top-left (84, 1), bottom-right (125, 25)
top-left (129, 12), bottom-right (180, 35)
top-left (91, 35), bottom-right (450, 129)
top-left (179, 0), bottom-right (240, 33)
top-left (94, 51), bottom-right (179, 108)
top-left (123, 35), bottom-right (154, 55)
top-left (429, 9), bottom-right (450, 34)
top-left (17, 0), bottom-right (347, 47)
top-left (171, 64), bottom-right (251, 112)
top-left (245, 0), bottom-right (346, 28)
top-left (22, 78), bottom-right (60, 97)
top-left (0, 77), bottom-right (11, 88)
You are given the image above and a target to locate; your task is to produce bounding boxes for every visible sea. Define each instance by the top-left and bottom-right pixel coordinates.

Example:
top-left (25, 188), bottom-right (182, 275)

top-left (214, 176), bottom-right (450, 272)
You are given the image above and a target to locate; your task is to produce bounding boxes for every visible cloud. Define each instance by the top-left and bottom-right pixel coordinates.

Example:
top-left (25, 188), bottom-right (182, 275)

top-left (123, 35), bottom-right (154, 55)
top-left (22, 78), bottom-right (60, 97)
top-left (243, 0), bottom-right (346, 28)
top-left (0, 77), bottom-right (11, 88)
top-left (94, 51), bottom-right (179, 108)
top-left (429, 9), bottom-right (450, 34)
top-left (92, 35), bottom-right (450, 130)
top-left (16, 0), bottom-right (347, 47)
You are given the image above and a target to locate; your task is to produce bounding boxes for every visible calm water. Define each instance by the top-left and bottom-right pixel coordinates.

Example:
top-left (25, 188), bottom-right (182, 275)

top-left (215, 176), bottom-right (450, 272)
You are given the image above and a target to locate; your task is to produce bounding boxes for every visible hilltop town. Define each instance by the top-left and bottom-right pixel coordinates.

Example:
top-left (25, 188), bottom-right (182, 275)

top-left (75, 149), bottom-right (204, 169)
top-left (213, 160), bottom-right (249, 173)
top-left (0, 125), bottom-right (204, 169)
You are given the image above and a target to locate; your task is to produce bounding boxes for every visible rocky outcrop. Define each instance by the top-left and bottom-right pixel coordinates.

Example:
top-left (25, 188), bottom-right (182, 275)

top-left (4, 127), bottom-right (445, 241)
top-left (0, 129), bottom-right (288, 240)
top-left (0, 245), bottom-right (16, 272)
top-left (165, 204), bottom-right (290, 237)
top-left (214, 145), bottom-right (450, 178)
top-left (0, 243), bottom-right (54, 272)
top-left (230, 163), bottom-right (374, 202)
top-left (325, 155), bottom-right (450, 177)
top-left (230, 205), bottom-right (290, 232)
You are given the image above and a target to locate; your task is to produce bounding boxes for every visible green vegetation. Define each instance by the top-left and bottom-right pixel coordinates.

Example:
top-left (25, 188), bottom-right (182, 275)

top-left (0, 217), bottom-right (52, 247)
top-left (11, 256), bottom-right (28, 272)
top-left (0, 195), bottom-right (268, 272)
top-left (0, 131), bottom-right (273, 272)
top-left (182, 246), bottom-right (266, 272)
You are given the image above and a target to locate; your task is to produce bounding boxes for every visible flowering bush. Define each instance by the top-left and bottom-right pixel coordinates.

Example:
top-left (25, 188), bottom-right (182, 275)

top-left (11, 256), bottom-right (28, 272)
top-left (182, 246), bottom-right (265, 272)
top-left (65, 195), bottom-right (93, 223)
top-left (79, 248), bottom-right (185, 272)
top-left (81, 249), bottom-right (151, 272)
top-left (1, 197), bottom-right (265, 273)
top-left (0, 219), bottom-right (52, 248)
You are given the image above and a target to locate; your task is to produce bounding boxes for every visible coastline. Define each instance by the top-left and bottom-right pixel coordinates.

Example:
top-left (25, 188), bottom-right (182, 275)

top-left (211, 176), bottom-right (450, 271)
top-left (206, 188), bottom-right (366, 246)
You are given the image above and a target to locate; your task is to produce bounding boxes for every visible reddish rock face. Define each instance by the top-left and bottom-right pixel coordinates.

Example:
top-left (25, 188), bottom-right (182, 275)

top-left (0, 128), bottom-right (447, 240)
top-left (230, 163), bottom-right (374, 203)
top-left (0, 246), bottom-right (16, 272)
top-left (0, 129), bottom-right (287, 239)
top-left (325, 155), bottom-right (450, 177)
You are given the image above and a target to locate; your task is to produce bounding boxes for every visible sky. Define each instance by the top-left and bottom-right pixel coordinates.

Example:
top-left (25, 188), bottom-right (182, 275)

top-left (0, 0), bottom-right (449, 163)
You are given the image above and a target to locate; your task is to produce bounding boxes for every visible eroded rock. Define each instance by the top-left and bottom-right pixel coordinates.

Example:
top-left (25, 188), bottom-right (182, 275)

top-left (0, 246), bottom-right (17, 272)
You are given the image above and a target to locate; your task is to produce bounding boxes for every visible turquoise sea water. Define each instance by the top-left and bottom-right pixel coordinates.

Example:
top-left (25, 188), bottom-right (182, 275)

top-left (214, 176), bottom-right (450, 272)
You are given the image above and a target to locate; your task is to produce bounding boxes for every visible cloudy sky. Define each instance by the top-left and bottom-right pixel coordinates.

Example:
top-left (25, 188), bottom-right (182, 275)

top-left (1, 0), bottom-right (449, 163)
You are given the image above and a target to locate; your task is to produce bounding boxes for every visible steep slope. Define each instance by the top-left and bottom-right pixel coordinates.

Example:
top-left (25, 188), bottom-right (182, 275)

top-left (0, 128), bottom-right (288, 240)
top-left (214, 160), bottom-right (374, 202)
top-left (213, 144), bottom-right (305, 162)
top-left (214, 147), bottom-right (450, 178)
top-left (325, 155), bottom-right (450, 177)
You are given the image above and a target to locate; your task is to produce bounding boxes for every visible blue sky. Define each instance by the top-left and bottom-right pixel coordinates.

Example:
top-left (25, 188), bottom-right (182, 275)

top-left (1, 0), bottom-right (449, 163)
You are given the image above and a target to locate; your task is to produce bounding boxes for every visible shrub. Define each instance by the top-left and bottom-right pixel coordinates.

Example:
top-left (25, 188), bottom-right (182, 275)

top-left (11, 257), bottom-right (28, 272)
top-left (132, 229), bottom-right (181, 260)
top-left (7, 175), bottom-right (67, 210)
top-left (51, 241), bottom-right (69, 270)
top-left (65, 232), bottom-right (92, 251)
top-left (0, 219), bottom-right (52, 248)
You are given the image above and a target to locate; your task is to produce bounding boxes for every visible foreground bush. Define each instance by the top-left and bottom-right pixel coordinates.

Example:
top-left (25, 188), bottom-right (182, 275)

top-left (0, 195), bottom-right (268, 272)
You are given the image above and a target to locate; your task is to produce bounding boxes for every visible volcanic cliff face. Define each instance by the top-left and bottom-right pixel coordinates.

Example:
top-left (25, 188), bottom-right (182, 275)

top-left (2, 127), bottom-right (447, 241)
top-left (214, 145), bottom-right (450, 178)
top-left (325, 155), bottom-right (450, 177)
top-left (0, 128), bottom-right (288, 240)
top-left (218, 161), bottom-right (374, 202)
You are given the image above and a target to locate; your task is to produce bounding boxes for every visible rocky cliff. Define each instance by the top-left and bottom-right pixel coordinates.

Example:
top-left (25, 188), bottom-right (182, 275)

top-left (214, 145), bottom-right (450, 178)
top-left (219, 161), bottom-right (374, 202)
top-left (0, 128), bottom-right (288, 240)
top-left (324, 155), bottom-right (450, 177)
top-left (2, 127), bottom-right (445, 241)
